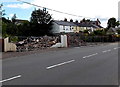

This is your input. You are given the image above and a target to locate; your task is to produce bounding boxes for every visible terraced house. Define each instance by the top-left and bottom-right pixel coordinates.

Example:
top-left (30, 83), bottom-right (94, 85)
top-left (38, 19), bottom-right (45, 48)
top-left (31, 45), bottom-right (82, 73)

top-left (51, 19), bottom-right (103, 34)
top-left (51, 20), bottom-right (77, 34)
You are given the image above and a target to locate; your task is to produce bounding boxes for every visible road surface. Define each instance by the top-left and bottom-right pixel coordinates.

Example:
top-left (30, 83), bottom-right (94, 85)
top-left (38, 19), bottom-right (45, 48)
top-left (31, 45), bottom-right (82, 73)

top-left (1, 43), bottom-right (119, 86)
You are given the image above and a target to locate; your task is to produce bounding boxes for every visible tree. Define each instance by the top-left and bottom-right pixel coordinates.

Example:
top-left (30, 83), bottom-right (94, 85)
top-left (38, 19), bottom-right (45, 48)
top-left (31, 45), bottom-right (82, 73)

top-left (2, 21), bottom-right (7, 37)
top-left (6, 23), bottom-right (18, 36)
top-left (2, 17), bottom-right (18, 36)
top-left (30, 8), bottom-right (52, 36)
top-left (107, 17), bottom-right (117, 28)
top-left (116, 21), bottom-right (120, 27)
top-left (80, 18), bottom-right (86, 23)
top-left (75, 20), bottom-right (78, 23)
top-left (64, 18), bottom-right (67, 21)
top-left (17, 21), bottom-right (31, 36)
top-left (0, 4), bottom-right (6, 37)
top-left (70, 19), bottom-right (73, 22)
top-left (2, 17), bottom-right (11, 23)
top-left (30, 8), bottom-right (52, 24)
top-left (117, 29), bottom-right (120, 34)
top-left (0, 4), bottom-right (6, 17)
top-left (80, 18), bottom-right (91, 24)
top-left (11, 14), bottom-right (17, 23)
top-left (2, 17), bottom-right (11, 37)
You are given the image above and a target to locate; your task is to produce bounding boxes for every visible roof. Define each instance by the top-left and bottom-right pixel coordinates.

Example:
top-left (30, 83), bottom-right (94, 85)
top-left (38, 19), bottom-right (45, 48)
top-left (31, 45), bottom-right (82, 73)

top-left (97, 25), bottom-right (103, 28)
top-left (53, 20), bottom-right (103, 28)
top-left (15, 19), bottom-right (28, 22)
top-left (15, 19), bottom-right (29, 25)
top-left (15, 19), bottom-right (29, 23)
top-left (91, 24), bottom-right (101, 28)
top-left (107, 27), bottom-right (118, 34)
top-left (53, 20), bottom-right (77, 26)
top-left (74, 23), bottom-right (100, 28)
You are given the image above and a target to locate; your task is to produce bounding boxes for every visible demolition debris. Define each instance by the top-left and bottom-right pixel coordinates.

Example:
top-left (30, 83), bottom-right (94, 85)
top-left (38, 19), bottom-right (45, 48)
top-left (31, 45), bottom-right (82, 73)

top-left (16, 36), bottom-right (60, 52)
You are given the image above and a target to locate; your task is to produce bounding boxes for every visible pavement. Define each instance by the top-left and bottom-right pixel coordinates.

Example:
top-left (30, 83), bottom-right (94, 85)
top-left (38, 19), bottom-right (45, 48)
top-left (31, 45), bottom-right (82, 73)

top-left (1, 42), bottom-right (120, 86)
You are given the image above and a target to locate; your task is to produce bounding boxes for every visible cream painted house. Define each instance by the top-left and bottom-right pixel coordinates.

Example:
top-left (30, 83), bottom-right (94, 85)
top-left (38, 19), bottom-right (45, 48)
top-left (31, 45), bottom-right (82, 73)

top-left (51, 20), bottom-right (77, 34)
top-left (51, 20), bottom-right (104, 34)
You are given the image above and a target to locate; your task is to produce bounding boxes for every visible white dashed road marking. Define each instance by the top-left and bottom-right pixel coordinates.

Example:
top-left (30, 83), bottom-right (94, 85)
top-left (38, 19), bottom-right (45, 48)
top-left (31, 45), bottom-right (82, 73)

top-left (114, 47), bottom-right (120, 50)
top-left (0, 75), bottom-right (21, 83)
top-left (114, 47), bottom-right (118, 50)
top-left (102, 49), bottom-right (111, 53)
top-left (102, 50), bottom-right (107, 53)
top-left (83, 53), bottom-right (98, 59)
top-left (46, 60), bottom-right (75, 69)
top-left (107, 49), bottom-right (111, 52)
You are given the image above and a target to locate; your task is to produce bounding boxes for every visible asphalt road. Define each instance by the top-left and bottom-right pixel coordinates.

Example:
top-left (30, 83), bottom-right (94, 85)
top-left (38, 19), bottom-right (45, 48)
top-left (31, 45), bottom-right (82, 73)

top-left (1, 43), bottom-right (119, 85)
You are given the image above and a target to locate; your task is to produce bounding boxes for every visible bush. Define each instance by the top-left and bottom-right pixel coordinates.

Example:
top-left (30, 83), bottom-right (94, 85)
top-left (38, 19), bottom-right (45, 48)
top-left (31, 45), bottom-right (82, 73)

top-left (10, 36), bottom-right (19, 42)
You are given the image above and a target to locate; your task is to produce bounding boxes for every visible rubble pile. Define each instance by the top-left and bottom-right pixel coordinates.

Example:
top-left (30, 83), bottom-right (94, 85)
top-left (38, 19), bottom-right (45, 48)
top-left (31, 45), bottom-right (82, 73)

top-left (16, 36), bottom-right (60, 52)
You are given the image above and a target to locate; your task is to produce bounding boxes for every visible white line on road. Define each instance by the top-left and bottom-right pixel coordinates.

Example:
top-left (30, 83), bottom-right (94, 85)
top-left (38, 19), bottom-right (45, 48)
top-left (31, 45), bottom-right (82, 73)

top-left (102, 49), bottom-right (111, 53)
top-left (46, 60), bottom-right (75, 69)
top-left (114, 47), bottom-right (120, 50)
top-left (83, 53), bottom-right (98, 59)
top-left (107, 49), bottom-right (111, 52)
top-left (74, 47), bottom-right (80, 48)
top-left (114, 48), bottom-right (117, 50)
top-left (0, 75), bottom-right (21, 83)
top-left (102, 50), bottom-right (107, 53)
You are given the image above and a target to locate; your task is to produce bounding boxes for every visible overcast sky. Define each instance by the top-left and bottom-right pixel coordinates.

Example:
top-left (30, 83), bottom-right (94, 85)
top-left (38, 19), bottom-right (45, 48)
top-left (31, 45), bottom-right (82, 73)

top-left (1, 0), bottom-right (120, 27)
